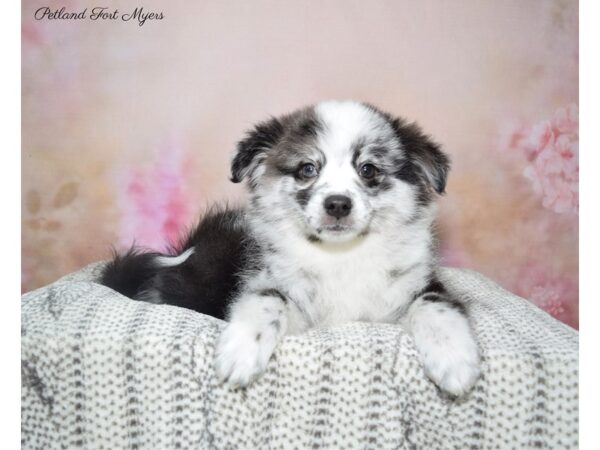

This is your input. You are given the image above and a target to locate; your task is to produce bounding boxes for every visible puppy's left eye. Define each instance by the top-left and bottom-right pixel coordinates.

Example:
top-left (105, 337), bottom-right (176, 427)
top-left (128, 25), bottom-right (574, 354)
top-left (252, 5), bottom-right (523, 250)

top-left (299, 163), bottom-right (319, 179)
top-left (359, 163), bottom-right (378, 180)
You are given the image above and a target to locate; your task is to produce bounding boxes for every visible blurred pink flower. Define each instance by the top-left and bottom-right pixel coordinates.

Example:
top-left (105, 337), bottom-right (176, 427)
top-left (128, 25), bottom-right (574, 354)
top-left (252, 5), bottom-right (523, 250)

top-left (530, 286), bottom-right (565, 318)
top-left (508, 105), bottom-right (578, 215)
top-left (116, 141), bottom-right (191, 251)
top-left (513, 262), bottom-right (578, 329)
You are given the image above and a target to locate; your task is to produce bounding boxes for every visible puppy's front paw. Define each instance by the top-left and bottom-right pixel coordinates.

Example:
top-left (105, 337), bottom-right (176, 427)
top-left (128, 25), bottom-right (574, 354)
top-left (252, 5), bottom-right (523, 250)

top-left (421, 344), bottom-right (481, 397)
top-left (214, 322), bottom-right (278, 388)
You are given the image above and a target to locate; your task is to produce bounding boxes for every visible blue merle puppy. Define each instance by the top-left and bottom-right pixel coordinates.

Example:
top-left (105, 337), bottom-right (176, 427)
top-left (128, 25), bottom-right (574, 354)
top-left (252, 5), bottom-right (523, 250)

top-left (101, 100), bottom-right (481, 396)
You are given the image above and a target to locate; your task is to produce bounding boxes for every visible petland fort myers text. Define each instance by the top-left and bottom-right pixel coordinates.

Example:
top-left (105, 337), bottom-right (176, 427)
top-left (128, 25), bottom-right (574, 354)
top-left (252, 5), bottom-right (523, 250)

top-left (34, 7), bottom-right (164, 26)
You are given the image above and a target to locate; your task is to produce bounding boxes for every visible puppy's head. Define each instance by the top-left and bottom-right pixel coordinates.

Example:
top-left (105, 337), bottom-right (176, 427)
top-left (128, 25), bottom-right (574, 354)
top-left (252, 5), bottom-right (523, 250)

top-left (231, 101), bottom-right (449, 243)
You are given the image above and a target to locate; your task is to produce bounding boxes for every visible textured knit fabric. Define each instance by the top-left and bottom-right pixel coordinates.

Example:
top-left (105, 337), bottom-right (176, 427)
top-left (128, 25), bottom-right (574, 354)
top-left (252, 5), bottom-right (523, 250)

top-left (21, 263), bottom-right (579, 449)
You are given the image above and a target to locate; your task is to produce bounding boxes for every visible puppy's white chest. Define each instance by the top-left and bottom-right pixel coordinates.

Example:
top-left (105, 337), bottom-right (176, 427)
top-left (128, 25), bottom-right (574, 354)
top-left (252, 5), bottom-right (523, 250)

top-left (272, 237), bottom-right (402, 325)
top-left (264, 226), bottom-right (432, 328)
top-left (311, 260), bottom-right (390, 324)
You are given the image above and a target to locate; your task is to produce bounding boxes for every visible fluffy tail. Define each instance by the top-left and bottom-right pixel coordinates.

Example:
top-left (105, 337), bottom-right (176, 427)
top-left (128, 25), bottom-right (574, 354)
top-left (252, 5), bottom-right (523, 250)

top-left (100, 248), bottom-right (163, 299)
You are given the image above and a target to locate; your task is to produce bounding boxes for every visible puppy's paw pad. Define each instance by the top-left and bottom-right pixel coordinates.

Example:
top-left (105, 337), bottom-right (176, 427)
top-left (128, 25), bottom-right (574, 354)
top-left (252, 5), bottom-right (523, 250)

top-left (214, 323), bottom-right (276, 388)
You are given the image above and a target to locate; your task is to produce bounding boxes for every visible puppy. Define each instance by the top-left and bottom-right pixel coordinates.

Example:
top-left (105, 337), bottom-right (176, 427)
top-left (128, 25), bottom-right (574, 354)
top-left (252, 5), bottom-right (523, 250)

top-left (101, 100), bottom-right (481, 396)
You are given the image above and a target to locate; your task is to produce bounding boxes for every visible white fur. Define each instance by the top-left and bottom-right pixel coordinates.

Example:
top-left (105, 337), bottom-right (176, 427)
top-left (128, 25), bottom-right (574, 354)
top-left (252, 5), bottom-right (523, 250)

top-left (404, 298), bottom-right (481, 396)
top-left (215, 292), bottom-right (288, 386)
top-left (258, 214), bottom-right (434, 327)
top-left (154, 247), bottom-right (195, 268)
top-left (315, 101), bottom-right (395, 160)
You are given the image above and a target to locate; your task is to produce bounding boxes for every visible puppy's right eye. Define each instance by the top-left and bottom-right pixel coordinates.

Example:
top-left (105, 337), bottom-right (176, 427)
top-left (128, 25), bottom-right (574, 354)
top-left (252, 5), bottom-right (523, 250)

top-left (299, 163), bottom-right (318, 179)
top-left (359, 163), bottom-right (378, 180)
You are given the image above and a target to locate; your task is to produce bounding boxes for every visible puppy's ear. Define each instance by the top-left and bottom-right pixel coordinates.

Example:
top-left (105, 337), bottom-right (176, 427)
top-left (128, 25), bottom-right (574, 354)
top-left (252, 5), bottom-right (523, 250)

top-left (230, 117), bottom-right (285, 183)
top-left (391, 118), bottom-right (450, 194)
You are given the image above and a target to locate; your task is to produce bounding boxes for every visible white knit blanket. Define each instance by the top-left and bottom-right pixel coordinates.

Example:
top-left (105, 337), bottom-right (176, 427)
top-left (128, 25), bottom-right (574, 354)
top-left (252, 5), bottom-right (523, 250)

top-left (21, 263), bottom-right (578, 449)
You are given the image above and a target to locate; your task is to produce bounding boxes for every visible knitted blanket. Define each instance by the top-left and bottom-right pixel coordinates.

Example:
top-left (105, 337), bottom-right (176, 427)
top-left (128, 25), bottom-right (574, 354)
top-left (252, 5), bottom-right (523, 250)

top-left (21, 263), bottom-right (578, 449)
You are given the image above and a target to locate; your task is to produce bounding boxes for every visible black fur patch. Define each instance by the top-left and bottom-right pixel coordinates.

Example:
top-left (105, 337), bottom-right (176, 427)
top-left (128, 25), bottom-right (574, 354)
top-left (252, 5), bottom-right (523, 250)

top-left (421, 293), bottom-right (466, 314)
top-left (100, 248), bottom-right (162, 299)
top-left (422, 293), bottom-right (443, 301)
top-left (231, 117), bottom-right (285, 183)
top-left (416, 277), bottom-right (466, 314)
top-left (391, 118), bottom-right (449, 197)
top-left (362, 103), bottom-right (450, 202)
top-left (245, 107), bottom-right (325, 185)
top-left (307, 234), bottom-right (321, 243)
top-left (394, 159), bottom-right (421, 186)
top-left (258, 288), bottom-right (287, 303)
top-left (360, 178), bottom-right (393, 196)
top-left (394, 160), bottom-right (432, 206)
top-left (418, 278), bottom-right (447, 296)
top-left (100, 207), bottom-right (257, 320)
top-left (370, 146), bottom-right (390, 159)
top-left (363, 177), bottom-right (382, 189)
top-left (274, 164), bottom-right (297, 177)
top-left (295, 187), bottom-right (313, 208)
top-left (289, 114), bottom-right (324, 141)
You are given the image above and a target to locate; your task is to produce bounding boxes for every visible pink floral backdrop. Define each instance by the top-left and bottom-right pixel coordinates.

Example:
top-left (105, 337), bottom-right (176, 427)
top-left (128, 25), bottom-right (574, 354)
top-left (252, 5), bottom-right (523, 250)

top-left (22, 0), bottom-right (578, 328)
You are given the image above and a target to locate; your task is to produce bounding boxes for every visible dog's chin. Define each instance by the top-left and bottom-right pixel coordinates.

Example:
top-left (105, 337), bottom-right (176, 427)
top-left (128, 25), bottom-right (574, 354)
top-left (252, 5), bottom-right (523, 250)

top-left (311, 223), bottom-right (368, 243)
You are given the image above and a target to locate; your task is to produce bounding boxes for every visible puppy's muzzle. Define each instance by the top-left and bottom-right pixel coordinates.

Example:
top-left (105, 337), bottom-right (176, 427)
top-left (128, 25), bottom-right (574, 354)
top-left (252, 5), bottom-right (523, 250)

top-left (324, 195), bottom-right (352, 219)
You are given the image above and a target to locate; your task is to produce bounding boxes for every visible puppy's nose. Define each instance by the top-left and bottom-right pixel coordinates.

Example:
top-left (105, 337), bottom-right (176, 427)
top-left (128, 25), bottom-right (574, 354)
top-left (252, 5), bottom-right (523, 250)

top-left (324, 195), bottom-right (352, 219)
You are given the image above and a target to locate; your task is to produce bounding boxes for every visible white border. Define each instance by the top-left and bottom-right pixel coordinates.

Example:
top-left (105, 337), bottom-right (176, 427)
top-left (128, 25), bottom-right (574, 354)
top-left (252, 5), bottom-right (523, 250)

top-left (0, 0), bottom-right (21, 447)
top-left (579, 0), bottom-right (597, 447)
